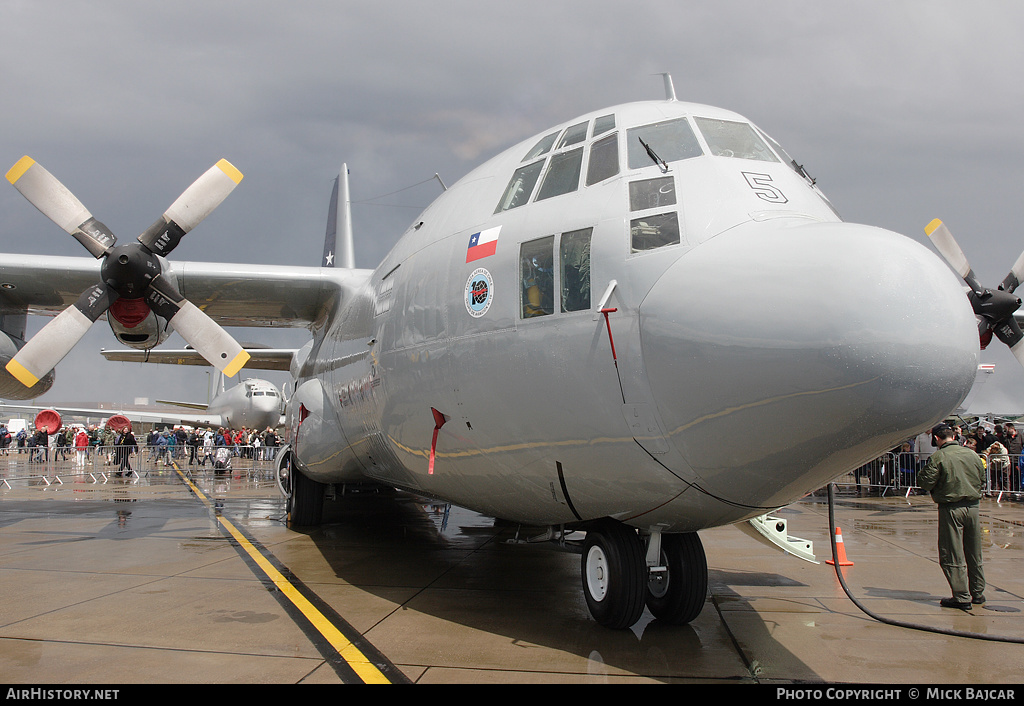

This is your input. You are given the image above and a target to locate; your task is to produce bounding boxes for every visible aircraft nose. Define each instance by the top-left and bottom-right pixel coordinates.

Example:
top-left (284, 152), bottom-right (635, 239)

top-left (639, 220), bottom-right (979, 509)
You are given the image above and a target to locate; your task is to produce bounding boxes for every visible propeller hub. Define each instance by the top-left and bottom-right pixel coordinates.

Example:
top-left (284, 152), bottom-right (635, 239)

top-left (100, 243), bottom-right (160, 298)
top-left (969, 288), bottom-right (1021, 322)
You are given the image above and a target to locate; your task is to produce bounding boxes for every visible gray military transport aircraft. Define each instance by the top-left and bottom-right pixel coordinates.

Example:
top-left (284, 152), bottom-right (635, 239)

top-left (3, 78), bottom-right (1018, 629)
top-left (0, 375), bottom-right (284, 434)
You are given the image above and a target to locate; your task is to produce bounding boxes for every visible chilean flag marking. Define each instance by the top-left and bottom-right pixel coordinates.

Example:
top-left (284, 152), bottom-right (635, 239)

top-left (466, 226), bottom-right (501, 263)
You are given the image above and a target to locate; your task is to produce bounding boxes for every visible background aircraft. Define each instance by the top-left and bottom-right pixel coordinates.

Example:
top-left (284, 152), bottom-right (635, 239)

top-left (0, 82), bottom-right (1004, 629)
top-left (0, 375), bottom-right (284, 433)
top-left (99, 347), bottom-right (292, 431)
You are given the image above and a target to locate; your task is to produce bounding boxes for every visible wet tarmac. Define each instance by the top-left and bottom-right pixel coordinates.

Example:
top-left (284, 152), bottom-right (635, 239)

top-left (1, 455), bottom-right (1023, 685)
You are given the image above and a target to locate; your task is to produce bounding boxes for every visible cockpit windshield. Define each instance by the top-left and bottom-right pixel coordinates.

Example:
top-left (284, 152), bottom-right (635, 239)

top-left (694, 118), bottom-right (778, 162)
top-left (626, 118), bottom-right (703, 170)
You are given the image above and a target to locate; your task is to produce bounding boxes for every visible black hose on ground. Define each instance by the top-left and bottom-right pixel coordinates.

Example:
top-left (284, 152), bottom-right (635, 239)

top-left (826, 483), bottom-right (1024, 644)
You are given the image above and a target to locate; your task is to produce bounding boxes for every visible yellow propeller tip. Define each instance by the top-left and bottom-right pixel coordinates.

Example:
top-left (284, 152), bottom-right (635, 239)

top-left (924, 219), bottom-right (944, 236)
top-left (215, 159), bottom-right (243, 184)
top-left (222, 350), bottom-right (250, 378)
top-left (5, 156), bottom-right (35, 185)
top-left (6, 359), bottom-right (39, 388)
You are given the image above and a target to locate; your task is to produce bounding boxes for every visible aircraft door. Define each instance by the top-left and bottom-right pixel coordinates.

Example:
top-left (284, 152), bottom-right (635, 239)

top-left (597, 280), bottom-right (673, 459)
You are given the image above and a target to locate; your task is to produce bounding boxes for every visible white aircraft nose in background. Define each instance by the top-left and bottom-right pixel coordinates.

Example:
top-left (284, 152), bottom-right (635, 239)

top-left (639, 219), bottom-right (979, 510)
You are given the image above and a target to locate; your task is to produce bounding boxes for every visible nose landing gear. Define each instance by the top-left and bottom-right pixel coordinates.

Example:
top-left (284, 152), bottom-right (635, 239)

top-left (581, 519), bottom-right (707, 629)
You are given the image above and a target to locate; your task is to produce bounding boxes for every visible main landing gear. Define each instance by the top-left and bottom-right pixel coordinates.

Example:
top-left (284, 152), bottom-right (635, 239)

top-left (582, 519), bottom-right (707, 629)
top-left (276, 447), bottom-right (325, 527)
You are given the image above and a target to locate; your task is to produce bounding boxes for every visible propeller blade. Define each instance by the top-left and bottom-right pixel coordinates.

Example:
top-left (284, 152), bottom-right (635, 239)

top-left (5, 283), bottom-right (118, 387)
top-left (5, 156), bottom-right (116, 258)
top-left (137, 159), bottom-right (243, 256)
top-left (999, 248), bottom-right (1024, 293)
top-left (924, 219), bottom-right (984, 294)
top-left (1008, 339), bottom-right (1024, 369)
top-left (144, 275), bottom-right (250, 377)
top-left (992, 315), bottom-right (1024, 369)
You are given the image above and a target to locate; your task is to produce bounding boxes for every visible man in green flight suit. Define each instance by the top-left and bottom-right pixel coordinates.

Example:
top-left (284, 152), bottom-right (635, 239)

top-left (917, 423), bottom-right (986, 611)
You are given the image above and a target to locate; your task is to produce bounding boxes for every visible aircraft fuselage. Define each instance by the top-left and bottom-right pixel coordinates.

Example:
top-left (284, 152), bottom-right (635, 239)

top-left (287, 99), bottom-right (978, 532)
top-left (206, 378), bottom-right (283, 431)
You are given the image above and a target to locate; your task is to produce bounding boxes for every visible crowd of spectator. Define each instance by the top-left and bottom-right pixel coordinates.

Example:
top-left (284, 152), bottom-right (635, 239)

top-left (0, 423), bottom-right (281, 470)
top-left (856, 421), bottom-right (1023, 494)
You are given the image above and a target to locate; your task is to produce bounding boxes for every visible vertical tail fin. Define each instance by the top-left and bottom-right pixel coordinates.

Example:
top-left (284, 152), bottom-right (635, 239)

top-left (323, 164), bottom-right (355, 268)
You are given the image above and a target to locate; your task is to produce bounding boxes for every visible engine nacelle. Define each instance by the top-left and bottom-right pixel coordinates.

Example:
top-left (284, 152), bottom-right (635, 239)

top-left (0, 329), bottom-right (54, 399)
top-left (105, 298), bottom-right (172, 349)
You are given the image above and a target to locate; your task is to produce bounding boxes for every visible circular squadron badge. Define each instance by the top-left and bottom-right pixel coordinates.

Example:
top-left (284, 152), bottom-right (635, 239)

top-left (465, 268), bottom-right (494, 318)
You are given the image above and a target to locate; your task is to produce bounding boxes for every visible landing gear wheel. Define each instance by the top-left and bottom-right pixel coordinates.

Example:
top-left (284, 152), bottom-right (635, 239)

top-left (286, 453), bottom-right (325, 527)
top-left (582, 520), bottom-right (646, 629)
top-left (645, 532), bottom-right (707, 624)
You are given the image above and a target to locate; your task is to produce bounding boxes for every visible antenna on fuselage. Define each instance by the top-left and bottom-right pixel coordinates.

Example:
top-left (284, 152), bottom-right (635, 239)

top-left (323, 164), bottom-right (355, 268)
top-left (659, 73), bottom-right (677, 101)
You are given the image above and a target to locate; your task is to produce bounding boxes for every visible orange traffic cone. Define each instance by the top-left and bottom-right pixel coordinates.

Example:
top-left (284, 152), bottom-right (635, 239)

top-left (825, 526), bottom-right (854, 566)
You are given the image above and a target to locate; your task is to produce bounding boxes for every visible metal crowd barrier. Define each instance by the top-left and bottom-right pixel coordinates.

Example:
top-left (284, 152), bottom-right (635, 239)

top-left (0, 443), bottom-right (280, 488)
top-left (6, 441), bottom-right (1021, 501)
top-left (832, 450), bottom-right (1023, 500)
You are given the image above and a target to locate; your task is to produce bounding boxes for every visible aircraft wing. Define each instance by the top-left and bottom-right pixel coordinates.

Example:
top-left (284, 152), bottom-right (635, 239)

top-left (0, 401), bottom-right (226, 429)
top-left (0, 254), bottom-right (368, 328)
top-left (154, 399), bottom-right (209, 411)
top-left (101, 347), bottom-right (296, 371)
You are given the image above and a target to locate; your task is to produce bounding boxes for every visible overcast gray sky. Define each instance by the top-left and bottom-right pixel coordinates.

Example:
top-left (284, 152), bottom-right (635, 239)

top-left (2, 1), bottom-right (1024, 414)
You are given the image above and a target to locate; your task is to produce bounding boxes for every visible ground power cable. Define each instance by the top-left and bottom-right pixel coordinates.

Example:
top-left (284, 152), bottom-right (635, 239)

top-left (826, 483), bottom-right (1024, 644)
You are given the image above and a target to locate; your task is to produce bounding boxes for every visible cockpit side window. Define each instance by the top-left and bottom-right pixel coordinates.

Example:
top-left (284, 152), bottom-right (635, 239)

top-left (557, 121), bottom-right (589, 149)
top-left (626, 118), bottom-right (703, 170)
top-left (535, 148), bottom-right (584, 202)
top-left (593, 114), bottom-right (615, 137)
top-left (694, 118), bottom-right (779, 162)
top-left (586, 133), bottom-right (619, 186)
top-left (523, 132), bottom-right (559, 162)
top-left (755, 126), bottom-right (814, 181)
top-left (520, 236), bottom-right (555, 318)
top-left (498, 115), bottom-right (619, 212)
top-left (629, 176), bottom-right (675, 211)
top-left (755, 125), bottom-right (839, 217)
top-left (560, 228), bottom-right (592, 313)
top-left (630, 212), bottom-right (680, 253)
top-left (496, 159), bottom-right (545, 213)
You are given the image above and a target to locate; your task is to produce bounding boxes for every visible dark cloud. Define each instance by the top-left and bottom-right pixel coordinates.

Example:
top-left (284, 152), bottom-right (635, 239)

top-left (3, 1), bottom-right (1024, 412)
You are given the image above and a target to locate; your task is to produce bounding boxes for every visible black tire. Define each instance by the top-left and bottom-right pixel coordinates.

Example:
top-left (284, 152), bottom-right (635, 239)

top-left (289, 461), bottom-right (325, 527)
top-left (581, 520), bottom-right (647, 629)
top-left (645, 532), bottom-right (707, 624)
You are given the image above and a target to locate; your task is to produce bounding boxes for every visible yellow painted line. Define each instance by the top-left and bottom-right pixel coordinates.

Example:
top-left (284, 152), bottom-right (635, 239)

top-left (217, 515), bottom-right (391, 684)
top-left (174, 467), bottom-right (391, 684)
